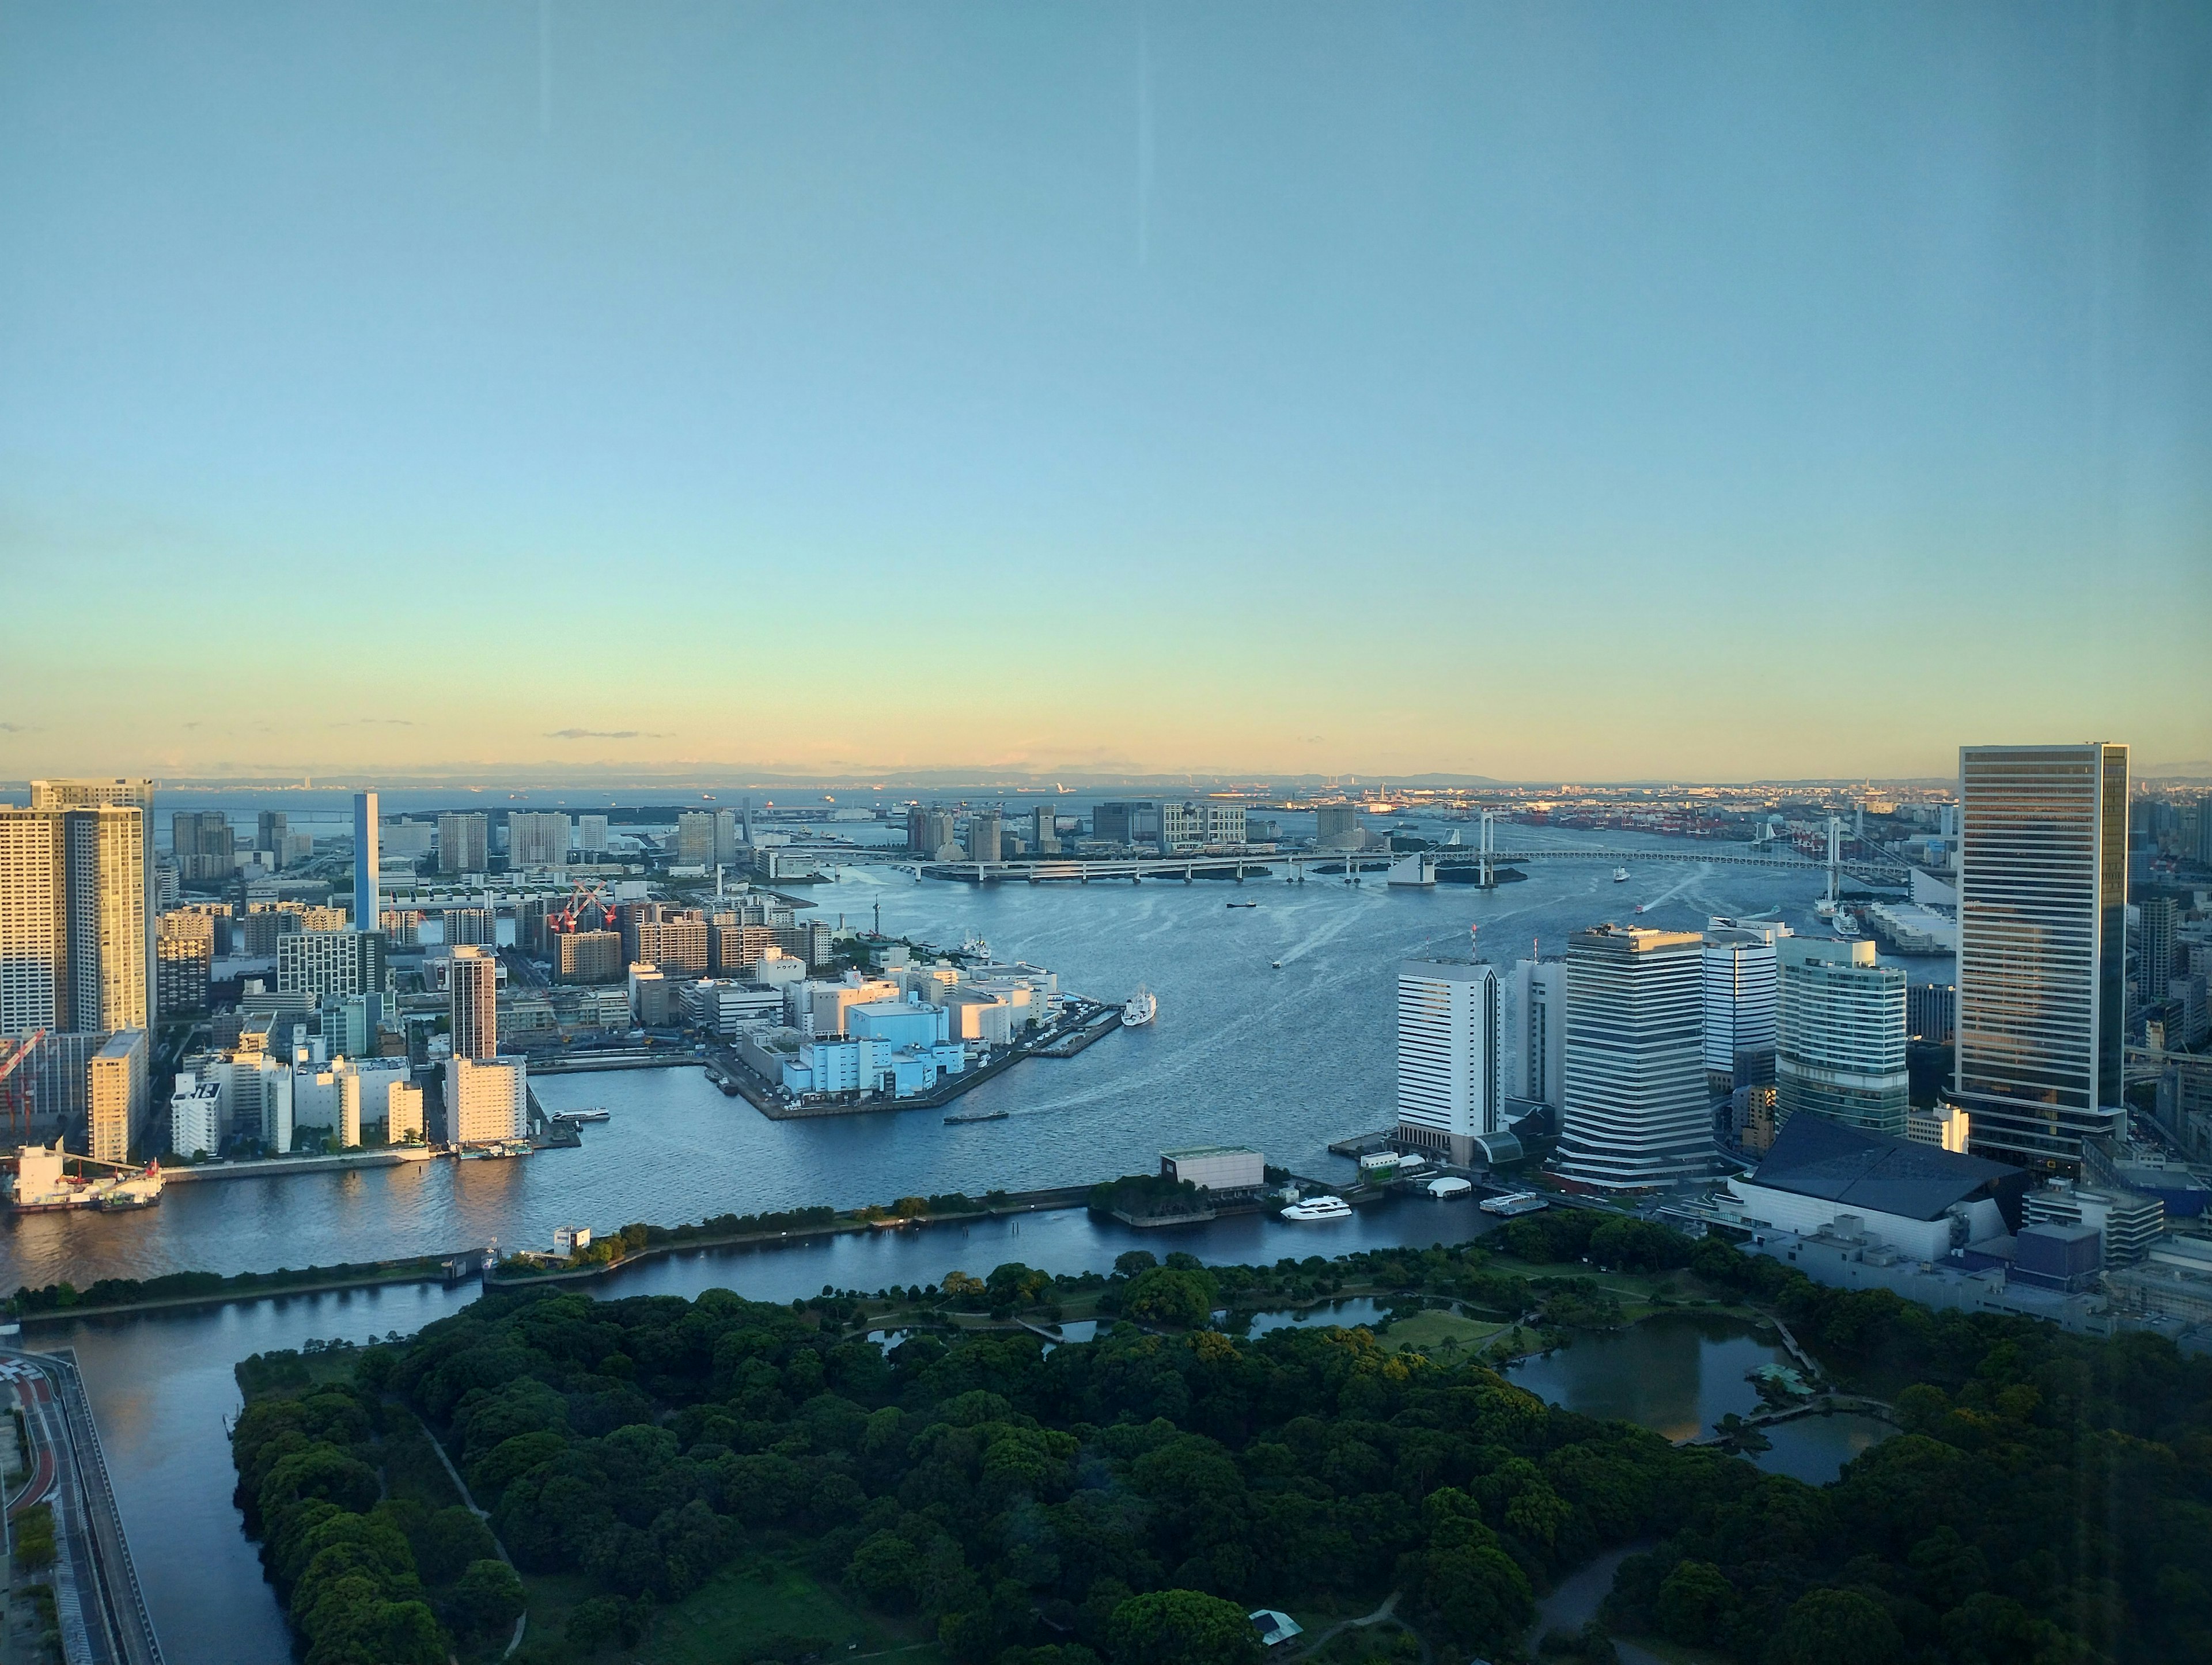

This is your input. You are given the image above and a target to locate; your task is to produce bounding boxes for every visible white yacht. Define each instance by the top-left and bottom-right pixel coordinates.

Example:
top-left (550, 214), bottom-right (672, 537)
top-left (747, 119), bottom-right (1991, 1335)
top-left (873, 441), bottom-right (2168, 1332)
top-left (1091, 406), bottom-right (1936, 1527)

top-left (1121, 985), bottom-right (1158, 1027)
top-left (1281, 1194), bottom-right (1352, 1223)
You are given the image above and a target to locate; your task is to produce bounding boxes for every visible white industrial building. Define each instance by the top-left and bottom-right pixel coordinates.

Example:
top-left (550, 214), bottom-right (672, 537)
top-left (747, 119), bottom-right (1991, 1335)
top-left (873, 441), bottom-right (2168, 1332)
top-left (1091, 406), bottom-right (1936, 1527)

top-left (1395, 959), bottom-right (1501, 1166)
top-left (1722, 1114), bottom-right (2019, 1262)
top-left (1160, 1147), bottom-right (1264, 1192)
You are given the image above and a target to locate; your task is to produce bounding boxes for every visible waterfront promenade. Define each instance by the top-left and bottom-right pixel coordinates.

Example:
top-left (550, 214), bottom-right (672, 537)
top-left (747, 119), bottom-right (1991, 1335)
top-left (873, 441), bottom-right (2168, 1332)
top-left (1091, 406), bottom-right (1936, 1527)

top-left (1, 1345), bottom-right (164, 1665)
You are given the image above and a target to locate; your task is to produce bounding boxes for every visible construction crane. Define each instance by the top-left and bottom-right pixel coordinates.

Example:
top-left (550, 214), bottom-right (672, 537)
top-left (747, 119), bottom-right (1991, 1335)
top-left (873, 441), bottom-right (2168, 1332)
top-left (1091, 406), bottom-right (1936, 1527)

top-left (0, 1029), bottom-right (43, 1141)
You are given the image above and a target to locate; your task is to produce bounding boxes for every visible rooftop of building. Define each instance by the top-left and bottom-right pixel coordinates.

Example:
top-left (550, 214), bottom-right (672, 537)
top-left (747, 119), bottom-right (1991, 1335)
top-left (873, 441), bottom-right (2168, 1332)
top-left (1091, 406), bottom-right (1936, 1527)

top-left (1162, 1145), bottom-right (1262, 1160)
top-left (1745, 1113), bottom-right (2017, 1222)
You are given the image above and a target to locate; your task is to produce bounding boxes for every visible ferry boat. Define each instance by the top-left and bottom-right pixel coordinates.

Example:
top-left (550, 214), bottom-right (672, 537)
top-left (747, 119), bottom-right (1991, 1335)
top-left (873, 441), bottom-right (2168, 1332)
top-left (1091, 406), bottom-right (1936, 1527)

top-left (1226, 900), bottom-right (1257, 909)
top-left (944, 1109), bottom-right (1009, 1125)
top-left (1281, 1194), bottom-right (1352, 1223)
top-left (1122, 986), bottom-right (1158, 1027)
top-left (555, 1108), bottom-right (611, 1123)
top-left (1612, 867), bottom-right (1630, 882)
top-left (1832, 911), bottom-right (1861, 938)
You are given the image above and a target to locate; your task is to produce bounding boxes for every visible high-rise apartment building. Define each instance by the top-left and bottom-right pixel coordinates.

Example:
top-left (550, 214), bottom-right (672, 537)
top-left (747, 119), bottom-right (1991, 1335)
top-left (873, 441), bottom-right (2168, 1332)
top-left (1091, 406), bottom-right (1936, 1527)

top-left (171, 810), bottom-right (236, 882)
top-left (437, 813), bottom-right (488, 875)
top-left (276, 931), bottom-right (387, 1000)
top-left (1552, 926), bottom-right (1711, 1189)
top-left (1956, 743), bottom-right (2129, 1171)
top-left (353, 792), bottom-right (380, 930)
top-left (713, 809), bottom-right (740, 867)
top-left (1092, 802), bottom-right (1160, 846)
top-left (1395, 960), bottom-right (1501, 1165)
top-left (578, 814), bottom-right (611, 856)
top-left (0, 809), bottom-right (67, 1035)
top-left (1315, 805), bottom-right (1363, 849)
top-left (1703, 919), bottom-right (1781, 1091)
top-left (1506, 957), bottom-right (1566, 1109)
top-left (88, 1028), bottom-right (149, 1163)
top-left (31, 780), bottom-right (156, 1027)
top-left (444, 907), bottom-right (497, 946)
top-left (66, 806), bottom-right (149, 1034)
top-left (1776, 937), bottom-right (1907, 1137)
top-left (156, 909), bottom-right (215, 1015)
top-left (450, 943), bottom-right (498, 1060)
top-left (445, 1055), bottom-right (527, 1143)
top-left (1029, 807), bottom-right (1060, 855)
top-left (508, 811), bottom-right (571, 871)
top-left (257, 810), bottom-right (289, 854)
top-left (675, 811), bottom-right (715, 867)
top-left (2137, 894), bottom-right (2179, 998)
top-left (557, 930), bottom-right (623, 983)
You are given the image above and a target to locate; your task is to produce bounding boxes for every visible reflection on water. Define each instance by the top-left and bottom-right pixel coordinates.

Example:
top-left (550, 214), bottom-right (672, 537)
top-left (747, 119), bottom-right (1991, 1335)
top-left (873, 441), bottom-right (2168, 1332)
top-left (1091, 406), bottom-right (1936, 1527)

top-left (3, 830), bottom-right (1846, 1290)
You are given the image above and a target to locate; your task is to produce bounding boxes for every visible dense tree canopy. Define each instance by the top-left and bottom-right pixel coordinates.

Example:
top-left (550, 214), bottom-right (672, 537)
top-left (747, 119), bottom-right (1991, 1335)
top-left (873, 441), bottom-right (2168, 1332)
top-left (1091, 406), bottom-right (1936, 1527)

top-left (233, 1230), bottom-right (2212, 1665)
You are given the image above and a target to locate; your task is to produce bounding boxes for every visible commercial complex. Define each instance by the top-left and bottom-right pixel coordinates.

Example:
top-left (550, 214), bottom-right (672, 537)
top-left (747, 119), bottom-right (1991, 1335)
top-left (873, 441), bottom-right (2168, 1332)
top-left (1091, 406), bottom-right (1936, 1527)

top-left (1955, 743), bottom-right (2129, 1172)
top-left (1553, 925), bottom-right (1711, 1189)
top-left (1395, 959), bottom-right (1503, 1166)
top-left (1776, 936), bottom-right (1907, 1138)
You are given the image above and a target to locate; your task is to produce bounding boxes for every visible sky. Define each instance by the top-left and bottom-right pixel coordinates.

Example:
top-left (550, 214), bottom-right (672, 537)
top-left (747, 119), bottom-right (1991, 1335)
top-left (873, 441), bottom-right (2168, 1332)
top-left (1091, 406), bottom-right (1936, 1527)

top-left (2, 2), bottom-right (2207, 785)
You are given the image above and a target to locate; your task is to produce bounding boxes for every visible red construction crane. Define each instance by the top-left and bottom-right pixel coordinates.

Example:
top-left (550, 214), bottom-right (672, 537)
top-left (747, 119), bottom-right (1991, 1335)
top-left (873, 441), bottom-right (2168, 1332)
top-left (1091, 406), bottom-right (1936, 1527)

top-left (0, 1029), bottom-right (44, 1141)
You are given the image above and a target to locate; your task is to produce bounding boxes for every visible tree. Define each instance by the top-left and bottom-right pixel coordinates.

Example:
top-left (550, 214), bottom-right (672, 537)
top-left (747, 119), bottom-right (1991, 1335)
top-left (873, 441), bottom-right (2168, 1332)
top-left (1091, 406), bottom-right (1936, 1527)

top-left (1122, 1268), bottom-right (1217, 1329)
top-left (1107, 1590), bottom-right (1264, 1665)
top-left (1774, 1589), bottom-right (1903, 1665)
top-left (1655, 1560), bottom-right (1735, 1645)
top-left (442, 1558), bottom-right (525, 1645)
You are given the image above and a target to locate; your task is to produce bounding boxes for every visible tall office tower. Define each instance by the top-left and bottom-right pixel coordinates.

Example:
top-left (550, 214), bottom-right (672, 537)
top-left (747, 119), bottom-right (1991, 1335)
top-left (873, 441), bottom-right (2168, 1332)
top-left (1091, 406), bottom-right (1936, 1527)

top-left (450, 943), bottom-right (498, 1060)
top-left (436, 813), bottom-right (488, 875)
top-left (713, 809), bottom-right (740, 867)
top-left (171, 811), bottom-right (235, 882)
top-left (1031, 806), bottom-right (1060, 855)
top-left (1315, 805), bottom-right (1363, 849)
top-left (87, 1028), bottom-right (149, 1163)
top-left (1505, 957), bottom-right (1566, 1109)
top-left (1092, 802), bottom-right (1160, 846)
top-left (2138, 894), bottom-right (2179, 999)
top-left (906, 806), bottom-right (932, 853)
top-left (65, 806), bottom-right (149, 1033)
top-left (257, 810), bottom-right (288, 854)
top-left (353, 791), bottom-right (380, 930)
top-left (1956, 743), bottom-right (2129, 1172)
top-left (1552, 926), bottom-right (1712, 1190)
top-left (1703, 919), bottom-right (1781, 1092)
top-left (1395, 960), bottom-right (1501, 1165)
top-left (1907, 981), bottom-right (1957, 1044)
top-left (965, 813), bottom-right (1003, 863)
top-left (509, 811), bottom-right (571, 871)
top-left (578, 814), bottom-right (610, 856)
top-left (1776, 937), bottom-right (1907, 1137)
top-left (0, 809), bottom-right (67, 1034)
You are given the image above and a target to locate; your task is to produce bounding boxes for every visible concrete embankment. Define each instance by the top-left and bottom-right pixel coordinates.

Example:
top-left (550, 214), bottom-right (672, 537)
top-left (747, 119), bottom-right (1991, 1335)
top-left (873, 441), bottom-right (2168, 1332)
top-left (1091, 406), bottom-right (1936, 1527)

top-left (162, 1147), bottom-right (438, 1183)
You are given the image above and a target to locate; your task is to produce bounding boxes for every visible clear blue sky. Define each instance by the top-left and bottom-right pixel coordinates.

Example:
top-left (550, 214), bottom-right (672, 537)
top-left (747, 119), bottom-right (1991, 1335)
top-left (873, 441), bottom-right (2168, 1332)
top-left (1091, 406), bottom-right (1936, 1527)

top-left (2, 2), bottom-right (2206, 782)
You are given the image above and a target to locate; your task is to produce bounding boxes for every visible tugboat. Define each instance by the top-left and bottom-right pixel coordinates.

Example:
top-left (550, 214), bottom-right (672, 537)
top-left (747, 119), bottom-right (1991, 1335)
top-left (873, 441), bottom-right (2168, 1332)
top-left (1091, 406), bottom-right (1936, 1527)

top-left (1121, 985), bottom-right (1158, 1028)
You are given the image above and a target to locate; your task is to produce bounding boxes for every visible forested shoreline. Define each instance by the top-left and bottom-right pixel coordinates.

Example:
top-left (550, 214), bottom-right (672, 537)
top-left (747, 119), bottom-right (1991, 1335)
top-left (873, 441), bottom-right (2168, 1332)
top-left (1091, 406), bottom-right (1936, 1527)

top-left (230, 1221), bottom-right (2212, 1665)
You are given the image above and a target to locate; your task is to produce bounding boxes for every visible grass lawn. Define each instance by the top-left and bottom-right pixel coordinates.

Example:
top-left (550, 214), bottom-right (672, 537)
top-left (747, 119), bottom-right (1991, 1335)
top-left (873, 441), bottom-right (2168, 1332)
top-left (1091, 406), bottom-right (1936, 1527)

top-left (637, 1555), bottom-right (944, 1665)
top-left (1376, 1309), bottom-right (1508, 1355)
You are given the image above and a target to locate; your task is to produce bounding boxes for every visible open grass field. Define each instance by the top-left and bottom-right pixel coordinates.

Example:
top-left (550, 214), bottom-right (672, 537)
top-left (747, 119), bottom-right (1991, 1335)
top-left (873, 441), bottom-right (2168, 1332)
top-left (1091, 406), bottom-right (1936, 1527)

top-left (1375, 1307), bottom-right (1508, 1355)
top-left (636, 1556), bottom-right (945, 1665)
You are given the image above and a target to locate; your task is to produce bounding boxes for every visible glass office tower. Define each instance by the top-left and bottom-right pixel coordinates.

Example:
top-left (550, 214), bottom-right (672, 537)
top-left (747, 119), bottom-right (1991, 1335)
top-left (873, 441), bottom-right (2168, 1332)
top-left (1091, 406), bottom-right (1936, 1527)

top-left (1955, 742), bottom-right (2128, 1172)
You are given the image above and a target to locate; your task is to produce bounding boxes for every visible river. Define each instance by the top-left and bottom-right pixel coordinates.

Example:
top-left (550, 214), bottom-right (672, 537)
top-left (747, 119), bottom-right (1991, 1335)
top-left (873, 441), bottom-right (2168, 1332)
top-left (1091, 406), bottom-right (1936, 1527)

top-left (8, 824), bottom-right (1928, 1662)
top-left (3, 822), bottom-right (1937, 1289)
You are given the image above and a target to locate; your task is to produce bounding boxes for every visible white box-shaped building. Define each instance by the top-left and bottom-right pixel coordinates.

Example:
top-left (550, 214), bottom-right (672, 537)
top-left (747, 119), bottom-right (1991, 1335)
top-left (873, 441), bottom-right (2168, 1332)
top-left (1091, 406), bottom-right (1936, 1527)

top-left (1161, 1147), bottom-right (1264, 1192)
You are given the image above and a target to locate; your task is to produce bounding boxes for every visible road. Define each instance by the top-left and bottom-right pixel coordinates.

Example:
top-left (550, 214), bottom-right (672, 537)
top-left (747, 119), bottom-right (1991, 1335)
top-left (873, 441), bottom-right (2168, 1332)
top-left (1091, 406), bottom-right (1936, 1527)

top-left (0, 1347), bottom-right (165, 1665)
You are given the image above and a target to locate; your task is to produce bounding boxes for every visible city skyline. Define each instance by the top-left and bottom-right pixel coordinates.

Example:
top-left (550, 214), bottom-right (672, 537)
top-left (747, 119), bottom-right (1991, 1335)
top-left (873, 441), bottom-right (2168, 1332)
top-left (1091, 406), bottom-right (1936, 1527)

top-left (3, 4), bottom-right (2207, 783)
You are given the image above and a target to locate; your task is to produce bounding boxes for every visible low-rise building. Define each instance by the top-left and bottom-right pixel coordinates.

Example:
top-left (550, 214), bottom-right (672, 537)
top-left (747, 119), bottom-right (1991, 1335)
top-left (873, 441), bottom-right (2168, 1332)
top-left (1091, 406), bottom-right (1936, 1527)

top-left (1161, 1146), bottom-right (1264, 1193)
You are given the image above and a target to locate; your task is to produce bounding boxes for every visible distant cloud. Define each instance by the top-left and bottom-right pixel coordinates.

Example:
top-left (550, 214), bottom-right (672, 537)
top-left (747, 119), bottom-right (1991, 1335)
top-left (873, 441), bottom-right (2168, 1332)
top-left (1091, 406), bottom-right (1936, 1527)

top-left (0, 721), bottom-right (32, 733)
top-left (548, 727), bottom-right (667, 741)
top-left (329, 718), bottom-right (415, 728)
